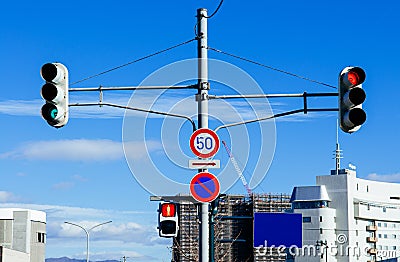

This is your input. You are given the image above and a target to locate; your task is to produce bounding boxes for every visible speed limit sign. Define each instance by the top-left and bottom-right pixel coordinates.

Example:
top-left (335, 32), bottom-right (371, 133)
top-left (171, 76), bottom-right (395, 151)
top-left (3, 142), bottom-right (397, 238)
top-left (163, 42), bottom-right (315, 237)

top-left (190, 128), bottom-right (220, 158)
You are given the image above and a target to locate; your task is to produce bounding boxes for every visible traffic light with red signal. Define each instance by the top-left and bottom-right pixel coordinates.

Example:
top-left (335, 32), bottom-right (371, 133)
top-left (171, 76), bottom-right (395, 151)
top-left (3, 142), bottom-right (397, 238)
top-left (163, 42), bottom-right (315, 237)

top-left (158, 202), bottom-right (179, 237)
top-left (338, 67), bottom-right (366, 133)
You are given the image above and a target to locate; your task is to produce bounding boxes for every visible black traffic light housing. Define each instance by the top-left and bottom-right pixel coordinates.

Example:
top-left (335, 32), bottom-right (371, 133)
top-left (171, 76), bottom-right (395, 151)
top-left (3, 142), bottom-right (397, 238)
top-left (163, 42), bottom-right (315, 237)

top-left (158, 202), bottom-right (179, 238)
top-left (338, 66), bottom-right (366, 133)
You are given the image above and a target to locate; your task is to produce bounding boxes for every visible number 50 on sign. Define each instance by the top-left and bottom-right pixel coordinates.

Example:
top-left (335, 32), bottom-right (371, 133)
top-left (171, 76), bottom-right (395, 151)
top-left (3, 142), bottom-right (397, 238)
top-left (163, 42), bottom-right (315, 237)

top-left (189, 128), bottom-right (220, 158)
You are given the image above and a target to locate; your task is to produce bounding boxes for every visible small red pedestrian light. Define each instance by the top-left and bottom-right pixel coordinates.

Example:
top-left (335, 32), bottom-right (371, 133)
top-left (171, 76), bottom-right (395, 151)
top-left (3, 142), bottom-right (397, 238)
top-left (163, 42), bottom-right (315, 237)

top-left (161, 203), bottom-right (176, 217)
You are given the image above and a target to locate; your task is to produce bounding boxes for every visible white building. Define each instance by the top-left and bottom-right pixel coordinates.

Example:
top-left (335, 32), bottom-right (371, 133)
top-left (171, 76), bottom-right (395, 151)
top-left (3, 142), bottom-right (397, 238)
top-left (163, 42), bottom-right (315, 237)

top-left (291, 168), bottom-right (400, 262)
top-left (0, 208), bottom-right (46, 262)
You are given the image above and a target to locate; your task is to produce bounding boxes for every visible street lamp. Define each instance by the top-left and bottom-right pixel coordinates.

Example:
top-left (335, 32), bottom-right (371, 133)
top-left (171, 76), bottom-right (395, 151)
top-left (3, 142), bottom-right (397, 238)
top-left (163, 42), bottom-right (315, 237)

top-left (64, 220), bottom-right (112, 262)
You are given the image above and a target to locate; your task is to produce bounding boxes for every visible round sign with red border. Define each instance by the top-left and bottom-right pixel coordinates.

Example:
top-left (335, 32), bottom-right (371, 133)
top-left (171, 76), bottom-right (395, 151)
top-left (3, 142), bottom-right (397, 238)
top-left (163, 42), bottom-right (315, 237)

top-left (190, 172), bottom-right (220, 203)
top-left (190, 128), bottom-right (220, 158)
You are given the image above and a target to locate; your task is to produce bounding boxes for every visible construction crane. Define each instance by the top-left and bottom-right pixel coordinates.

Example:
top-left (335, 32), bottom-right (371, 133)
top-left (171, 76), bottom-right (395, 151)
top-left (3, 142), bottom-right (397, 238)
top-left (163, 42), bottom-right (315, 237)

top-left (221, 140), bottom-right (252, 196)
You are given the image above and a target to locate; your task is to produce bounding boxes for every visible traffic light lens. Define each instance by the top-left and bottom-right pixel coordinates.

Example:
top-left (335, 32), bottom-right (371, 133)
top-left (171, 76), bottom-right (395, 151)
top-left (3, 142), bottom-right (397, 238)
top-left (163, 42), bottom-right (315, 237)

top-left (160, 221), bottom-right (177, 234)
top-left (41, 103), bottom-right (59, 121)
top-left (41, 63), bottom-right (58, 82)
top-left (50, 108), bottom-right (58, 119)
top-left (347, 72), bottom-right (360, 86)
top-left (348, 87), bottom-right (366, 106)
top-left (41, 83), bottom-right (58, 101)
top-left (161, 203), bottom-right (176, 217)
top-left (348, 108), bottom-right (366, 126)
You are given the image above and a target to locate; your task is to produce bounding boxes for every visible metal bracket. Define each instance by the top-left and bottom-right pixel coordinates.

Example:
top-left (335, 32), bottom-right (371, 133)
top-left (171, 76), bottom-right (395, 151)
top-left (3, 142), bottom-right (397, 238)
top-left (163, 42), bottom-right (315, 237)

top-left (99, 85), bottom-right (103, 107)
top-left (200, 82), bottom-right (210, 90)
top-left (195, 93), bottom-right (209, 101)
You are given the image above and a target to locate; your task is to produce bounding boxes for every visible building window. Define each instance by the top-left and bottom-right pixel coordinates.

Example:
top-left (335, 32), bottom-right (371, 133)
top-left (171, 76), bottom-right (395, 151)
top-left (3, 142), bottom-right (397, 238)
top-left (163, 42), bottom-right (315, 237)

top-left (384, 234), bottom-right (388, 239)
top-left (334, 217), bottom-right (337, 223)
top-left (293, 201), bottom-right (329, 209)
top-left (383, 207), bottom-right (387, 212)
top-left (356, 230), bottom-right (358, 236)
top-left (367, 185), bottom-right (369, 192)
top-left (37, 232), bottom-right (46, 243)
top-left (378, 222), bottom-right (382, 227)
top-left (320, 228), bottom-right (323, 234)
top-left (320, 216), bottom-right (323, 222)
top-left (378, 234), bottom-right (382, 238)
top-left (357, 183), bottom-right (359, 191)
top-left (303, 217), bottom-right (311, 223)
top-left (384, 223), bottom-right (388, 228)
top-left (367, 204), bottom-right (370, 210)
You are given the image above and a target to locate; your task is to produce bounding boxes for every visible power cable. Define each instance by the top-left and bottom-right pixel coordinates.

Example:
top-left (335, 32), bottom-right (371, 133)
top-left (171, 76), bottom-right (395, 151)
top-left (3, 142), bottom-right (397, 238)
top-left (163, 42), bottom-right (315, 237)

top-left (207, 46), bottom-right (337, 89)
top-left (204, 0), bottom-right (224, 19)
top-left (70, 38), bottom-right (196, 86)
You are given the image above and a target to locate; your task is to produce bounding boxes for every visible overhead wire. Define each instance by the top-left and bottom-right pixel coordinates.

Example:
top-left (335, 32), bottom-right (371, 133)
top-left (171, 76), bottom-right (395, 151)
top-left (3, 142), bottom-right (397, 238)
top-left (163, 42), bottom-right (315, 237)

top-left (207, 46), bottom-right (337, 89)
top-left (194, 0), bottom-right (224, 37)
top-left (204, 0), bottom-right (224, 19)
top-left (70, 38), bottom-right (196, 86)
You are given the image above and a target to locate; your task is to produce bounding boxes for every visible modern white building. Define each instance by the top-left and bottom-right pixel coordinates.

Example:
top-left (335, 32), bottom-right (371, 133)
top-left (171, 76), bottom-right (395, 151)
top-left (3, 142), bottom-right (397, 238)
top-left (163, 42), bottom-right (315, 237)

top-left (290, 167), bottom-right (400, 262)
top-left (0, 208), bottom-right (46, 262)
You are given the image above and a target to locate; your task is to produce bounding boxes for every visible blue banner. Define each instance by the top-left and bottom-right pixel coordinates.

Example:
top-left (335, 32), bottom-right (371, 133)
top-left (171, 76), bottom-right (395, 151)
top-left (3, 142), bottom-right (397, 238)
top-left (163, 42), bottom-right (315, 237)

top-left (254, 212), bottom-right (302, 247)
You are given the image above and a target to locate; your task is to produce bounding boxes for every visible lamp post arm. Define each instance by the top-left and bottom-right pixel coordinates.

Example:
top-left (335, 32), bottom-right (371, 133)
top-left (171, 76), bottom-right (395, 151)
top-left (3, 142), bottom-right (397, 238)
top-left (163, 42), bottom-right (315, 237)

top-left (88, 220), bottom-right (112, 232)
top-left (64, 222), bottom-right (89, 262)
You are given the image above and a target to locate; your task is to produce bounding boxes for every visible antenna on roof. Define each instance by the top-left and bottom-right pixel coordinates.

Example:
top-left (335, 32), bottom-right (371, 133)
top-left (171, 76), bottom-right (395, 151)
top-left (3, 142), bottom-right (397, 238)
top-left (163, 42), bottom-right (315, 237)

top-left (334, 119), bottom-right (343, 175)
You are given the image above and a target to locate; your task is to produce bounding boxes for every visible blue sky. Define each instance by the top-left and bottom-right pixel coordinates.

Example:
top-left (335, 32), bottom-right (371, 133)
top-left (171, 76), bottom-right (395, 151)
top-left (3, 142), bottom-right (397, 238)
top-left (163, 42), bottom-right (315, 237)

top-left (1, 0), bottom-right (399, 261)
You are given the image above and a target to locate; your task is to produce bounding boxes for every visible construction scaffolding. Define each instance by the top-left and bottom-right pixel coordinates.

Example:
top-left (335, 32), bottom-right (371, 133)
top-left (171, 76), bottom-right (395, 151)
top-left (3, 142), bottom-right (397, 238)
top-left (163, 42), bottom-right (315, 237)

top-left (171, 193), bottom-right (291, 262)
top-left (252, 194), bottom-right (292, 262)
top-left (173, 200), bottom-right (199, 261)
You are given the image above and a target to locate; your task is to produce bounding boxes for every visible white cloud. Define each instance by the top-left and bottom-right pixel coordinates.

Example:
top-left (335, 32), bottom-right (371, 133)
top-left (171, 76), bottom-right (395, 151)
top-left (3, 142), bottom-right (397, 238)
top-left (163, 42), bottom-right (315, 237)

top-left (0, 203), bottom-right (168, 260)
top-left (0, 191), bottom-right (18, 202)
top-left (0, 99), bottom-right (41, 116)
top-left (0, 203), bottom-right (166, 246)
top-left (366, 173), bottom-right (400, 183)
top-left (0, 139), bottom-right (161, 162)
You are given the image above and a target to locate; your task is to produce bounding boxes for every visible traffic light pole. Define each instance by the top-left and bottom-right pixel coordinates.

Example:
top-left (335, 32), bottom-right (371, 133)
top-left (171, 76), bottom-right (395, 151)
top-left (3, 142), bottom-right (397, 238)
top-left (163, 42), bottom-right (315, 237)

top-left (197, 8), bottom-right (210, 262)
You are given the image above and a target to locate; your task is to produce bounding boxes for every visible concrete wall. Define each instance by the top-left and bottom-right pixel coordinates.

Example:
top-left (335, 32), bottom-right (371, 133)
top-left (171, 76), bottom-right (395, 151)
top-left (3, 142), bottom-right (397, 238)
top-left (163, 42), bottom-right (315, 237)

top-left (30, 221), bottom-right (46, 262)
top-left (0, 209), bottom-right (46, 262)
top-left (0, 246), bottom-right (30, 262)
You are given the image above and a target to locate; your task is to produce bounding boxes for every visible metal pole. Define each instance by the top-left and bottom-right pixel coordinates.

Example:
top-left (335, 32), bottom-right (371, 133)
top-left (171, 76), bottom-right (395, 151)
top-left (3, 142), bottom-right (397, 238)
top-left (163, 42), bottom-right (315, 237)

top-left (197, 8), bottom-right (209, 262)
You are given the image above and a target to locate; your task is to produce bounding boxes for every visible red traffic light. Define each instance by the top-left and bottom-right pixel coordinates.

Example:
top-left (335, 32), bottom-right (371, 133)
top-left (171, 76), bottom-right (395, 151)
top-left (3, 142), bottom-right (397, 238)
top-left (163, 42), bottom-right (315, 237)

top-left (342, 67), bottom-right (366, 88)
top-left (161, 203), bottom-right (176, 217)
top-left (347, 71), bottom-right (360, 85)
